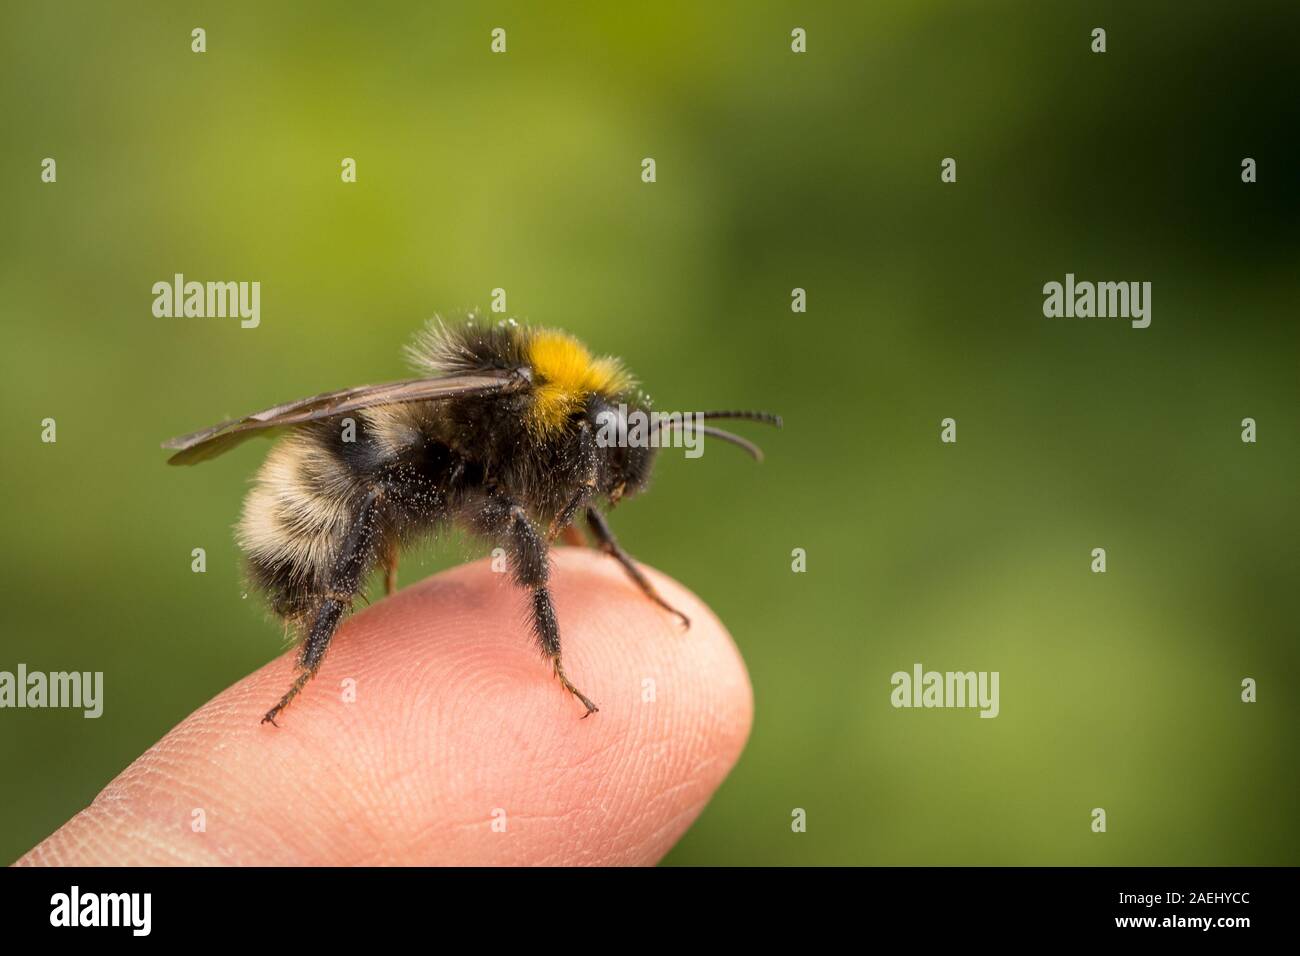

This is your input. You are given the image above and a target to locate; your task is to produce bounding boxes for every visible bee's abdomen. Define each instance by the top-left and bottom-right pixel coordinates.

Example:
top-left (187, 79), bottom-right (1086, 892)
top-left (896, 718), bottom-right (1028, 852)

top-left (236, 406), bottom-right (427, 620)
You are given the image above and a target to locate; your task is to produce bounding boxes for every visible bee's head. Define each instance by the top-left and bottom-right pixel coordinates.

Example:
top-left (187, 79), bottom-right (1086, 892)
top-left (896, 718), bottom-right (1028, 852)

top-left (517, 326), bottom-right (779, 506)
top-left (587, 397), bottom-right (656, 506)
top-left (583, 396), bottom-right (785, 505)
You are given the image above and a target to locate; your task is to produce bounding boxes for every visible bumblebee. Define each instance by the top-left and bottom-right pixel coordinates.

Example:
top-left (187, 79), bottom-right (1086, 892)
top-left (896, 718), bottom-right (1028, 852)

top-left (163, 316), bottom-right (780, 724)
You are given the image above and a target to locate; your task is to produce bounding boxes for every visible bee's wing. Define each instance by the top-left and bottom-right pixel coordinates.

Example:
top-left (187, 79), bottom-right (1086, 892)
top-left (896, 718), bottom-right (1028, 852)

top-left (162, 371), bottom-right (524, 465)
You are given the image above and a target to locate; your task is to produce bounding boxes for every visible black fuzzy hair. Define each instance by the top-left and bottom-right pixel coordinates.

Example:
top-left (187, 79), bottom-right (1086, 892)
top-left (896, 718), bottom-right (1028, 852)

top-left (404, 314), bottom-right (529, 376)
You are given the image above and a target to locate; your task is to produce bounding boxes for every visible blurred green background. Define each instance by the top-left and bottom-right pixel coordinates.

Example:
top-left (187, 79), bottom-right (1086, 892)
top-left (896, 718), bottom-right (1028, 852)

top-left (1, 1), bottom-right (1297, 866)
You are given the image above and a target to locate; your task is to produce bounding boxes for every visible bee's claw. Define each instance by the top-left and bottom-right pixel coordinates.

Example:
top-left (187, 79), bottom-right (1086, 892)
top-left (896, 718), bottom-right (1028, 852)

top-left (553, 660), bottom-right (599, 718)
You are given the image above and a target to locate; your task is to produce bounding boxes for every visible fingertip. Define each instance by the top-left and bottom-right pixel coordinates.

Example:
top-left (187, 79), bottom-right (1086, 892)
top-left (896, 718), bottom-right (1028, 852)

top-left (20, 548), bottom-right (753, 866)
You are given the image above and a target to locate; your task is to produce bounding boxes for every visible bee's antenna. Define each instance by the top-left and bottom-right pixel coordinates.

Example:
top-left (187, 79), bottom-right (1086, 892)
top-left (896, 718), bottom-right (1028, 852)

top-left (694, 410), bottom-right (783, 428)
top-left (654, 421), bottom-right (766, 462)
top-left (698, 425), bottom-right (765, 461)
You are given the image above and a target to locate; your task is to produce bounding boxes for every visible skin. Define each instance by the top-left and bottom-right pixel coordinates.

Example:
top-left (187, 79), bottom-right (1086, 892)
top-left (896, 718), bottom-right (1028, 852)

top-left (15, 548), bottom-right (752, 866)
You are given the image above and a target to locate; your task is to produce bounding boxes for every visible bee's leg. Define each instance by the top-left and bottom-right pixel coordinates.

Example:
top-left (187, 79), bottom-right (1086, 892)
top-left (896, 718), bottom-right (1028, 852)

top-left (383, 542), bottom-right (399, 596)
top-left (476, 495), bottom-right (599, 716)
top-left (532, 585), bottom-right (599, 717)
top-left (261, 595), bottom-right (348, 726)
top-left (560, 525), bottom-right (586, 547)
top-left (547, 422), bottom-right (597, 541)
top-left (548, 482), bottom-right (596, 540)
top-left (262, 487), bottom-right (386, 726)
top-left (586, 506), bottom-right (690, 630)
